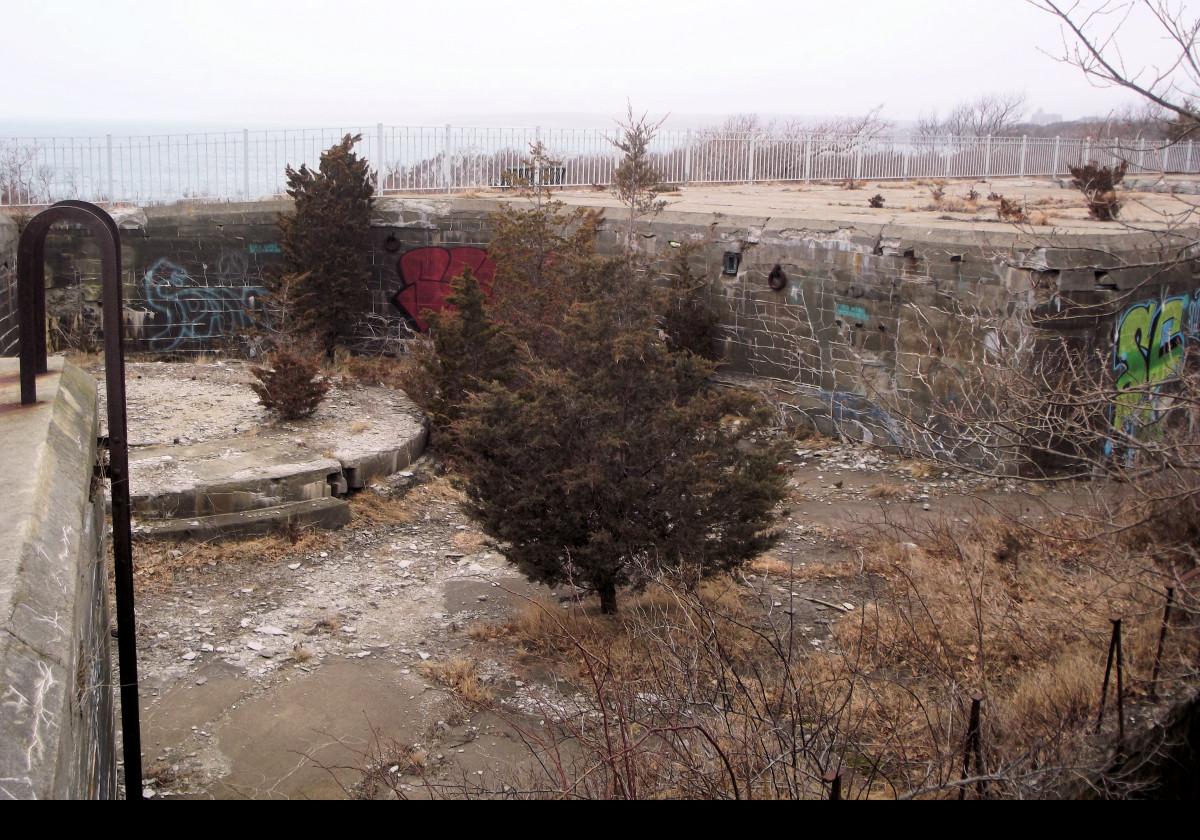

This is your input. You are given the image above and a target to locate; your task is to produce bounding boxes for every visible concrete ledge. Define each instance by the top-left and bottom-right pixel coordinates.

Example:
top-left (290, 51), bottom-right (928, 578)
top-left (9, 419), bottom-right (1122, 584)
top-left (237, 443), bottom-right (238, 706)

top-left (132, 497), bottom-right (351, 541)
top-left (0, 358), bottom-right (115, 799)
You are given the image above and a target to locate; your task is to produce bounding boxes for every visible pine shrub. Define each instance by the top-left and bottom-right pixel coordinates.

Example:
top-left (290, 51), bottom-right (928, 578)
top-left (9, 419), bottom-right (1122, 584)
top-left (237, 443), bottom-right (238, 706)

top-left (249, 351), bottom-right (331, 420)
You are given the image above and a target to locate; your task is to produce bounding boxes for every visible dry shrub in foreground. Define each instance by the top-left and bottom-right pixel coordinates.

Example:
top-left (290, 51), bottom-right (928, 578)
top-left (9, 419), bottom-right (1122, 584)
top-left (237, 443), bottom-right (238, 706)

top-left (827, 513), bottom-right (1196, 797)
top-left (452, 513), bottom-right (1195, 799)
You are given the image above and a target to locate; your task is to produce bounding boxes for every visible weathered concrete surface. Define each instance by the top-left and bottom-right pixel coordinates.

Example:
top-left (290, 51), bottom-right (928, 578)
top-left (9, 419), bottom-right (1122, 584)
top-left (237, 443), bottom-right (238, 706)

top-left (110, 361), bottom-right (429, 536)
top-left (129, 436), bottom-right (345, 519)
top-left (0, 357), bottom-right (115, 799)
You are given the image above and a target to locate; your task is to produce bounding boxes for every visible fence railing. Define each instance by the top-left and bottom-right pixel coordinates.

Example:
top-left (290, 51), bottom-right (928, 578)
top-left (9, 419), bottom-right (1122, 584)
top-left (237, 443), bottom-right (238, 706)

top-left (1, 126), bottom-right (1194, 207)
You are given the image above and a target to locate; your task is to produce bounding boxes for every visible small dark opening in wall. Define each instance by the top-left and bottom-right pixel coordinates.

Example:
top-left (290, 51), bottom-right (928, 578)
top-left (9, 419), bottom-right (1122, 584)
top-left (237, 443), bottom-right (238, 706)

top-left (384, 233), bottom-right (401, 253)
top-left (878, 323), bottom-right (887, 332)
top-left (950, 254), bottom-right (964, 262)
top-left (767, 264), bottom-right (787, 290)
top-left (834, 319), bottom-right (843, 327)
top-left (723, 252), bottom-right (741, 276)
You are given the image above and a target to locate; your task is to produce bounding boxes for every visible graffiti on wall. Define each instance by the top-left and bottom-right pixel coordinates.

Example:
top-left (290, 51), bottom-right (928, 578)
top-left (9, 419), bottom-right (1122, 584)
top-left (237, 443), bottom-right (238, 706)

top-left (1111, 290), bottom-right (1200, 432)
top-left (390, 246), bottom-right (496, 332)
top-left (126, 258), bottom-right (266, 351)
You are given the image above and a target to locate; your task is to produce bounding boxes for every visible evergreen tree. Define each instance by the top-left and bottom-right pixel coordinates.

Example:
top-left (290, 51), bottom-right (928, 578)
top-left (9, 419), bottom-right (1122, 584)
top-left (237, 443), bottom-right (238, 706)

top-left (610, 103), bottom-right (669, 249)
top-left (277, 134), bottom-right (374, 358)
top-left (451, 241), bottom-right (786, 613)
top-left (424, 265), bottom-right (517, 451)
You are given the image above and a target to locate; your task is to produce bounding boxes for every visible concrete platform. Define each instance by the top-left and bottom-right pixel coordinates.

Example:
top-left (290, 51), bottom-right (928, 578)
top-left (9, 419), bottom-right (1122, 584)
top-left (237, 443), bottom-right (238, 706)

top-left (98, 361), bottom-right (429, 539)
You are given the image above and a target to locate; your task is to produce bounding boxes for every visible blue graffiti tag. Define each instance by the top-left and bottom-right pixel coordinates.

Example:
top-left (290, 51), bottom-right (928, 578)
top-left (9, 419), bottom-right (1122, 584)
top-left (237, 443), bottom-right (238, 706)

top-left (835, 303), bottom-right (868, 323)
top-left (132, 258), bottom-right (266, 351)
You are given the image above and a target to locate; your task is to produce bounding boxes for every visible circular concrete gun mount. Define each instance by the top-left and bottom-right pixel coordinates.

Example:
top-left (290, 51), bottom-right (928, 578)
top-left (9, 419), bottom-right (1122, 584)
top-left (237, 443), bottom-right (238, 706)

top-left (91, 360), bottom-right (429, 540)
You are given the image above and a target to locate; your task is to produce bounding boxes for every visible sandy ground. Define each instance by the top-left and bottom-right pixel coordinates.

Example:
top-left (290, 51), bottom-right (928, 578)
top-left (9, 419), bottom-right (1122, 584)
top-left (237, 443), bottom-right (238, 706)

top-left (465, 175), bottom-right (1200, 234)
top-left (116, 361), bottom-right (1053, 800)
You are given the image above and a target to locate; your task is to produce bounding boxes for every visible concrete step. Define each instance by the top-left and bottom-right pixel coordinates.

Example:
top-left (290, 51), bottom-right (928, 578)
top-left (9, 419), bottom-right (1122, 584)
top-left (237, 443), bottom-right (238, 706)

top-left (132, 497), bottom-right (351, 542)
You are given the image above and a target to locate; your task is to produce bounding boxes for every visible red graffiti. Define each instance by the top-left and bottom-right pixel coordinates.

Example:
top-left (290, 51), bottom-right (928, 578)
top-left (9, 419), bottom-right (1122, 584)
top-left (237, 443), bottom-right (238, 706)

top-left (391, 246), bottom-right (496, 332)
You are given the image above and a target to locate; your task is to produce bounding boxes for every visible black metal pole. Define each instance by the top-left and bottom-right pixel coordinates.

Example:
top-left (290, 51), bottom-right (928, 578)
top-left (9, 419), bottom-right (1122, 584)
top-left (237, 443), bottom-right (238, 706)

top-left (823, 768), bottom-right (841, 801)
top-left (1096, 617), bottom-right (1120, 729)
top-left (16, 201), bottom-right (142, 800)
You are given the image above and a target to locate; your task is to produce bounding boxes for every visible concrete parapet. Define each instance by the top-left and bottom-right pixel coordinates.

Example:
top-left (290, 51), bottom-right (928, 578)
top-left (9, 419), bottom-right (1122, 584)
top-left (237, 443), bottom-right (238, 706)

top-left (0, 358), bottom-right (114, 799)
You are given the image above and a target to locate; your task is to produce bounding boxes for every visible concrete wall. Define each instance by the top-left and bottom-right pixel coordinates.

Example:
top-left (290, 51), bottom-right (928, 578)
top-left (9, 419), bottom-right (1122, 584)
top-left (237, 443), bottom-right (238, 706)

top-left (622, 211), bottom-right (1200, 460)
top-left (0, 358), bottom-right (115, 798)
top-left (16, 199), bottom-right (1200, 461)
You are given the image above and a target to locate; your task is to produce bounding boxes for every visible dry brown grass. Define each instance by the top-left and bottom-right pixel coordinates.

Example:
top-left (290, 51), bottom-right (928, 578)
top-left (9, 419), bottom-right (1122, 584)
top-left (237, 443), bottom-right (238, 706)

top-left (898, 460), bottom-right (934, 478)
top-left (131, 528), bottom-right (334, 587)
top-left (339, 341), bottom-right (438, 411)
top-left (749, 555), bottom-right (795, 578)
top-left (818, 512), bottom-right (1198, 794)
top-left (866, 483), bottom-right (907, 499)
top-left (419, 657), bottom-right (493, 707)
top-left (462, 507), bottom-right (1196, 798)
top-left (925, 196), bottom-right (979, 214)
top-left (450, 531), bottom-right (487, 554)
top-left (349, 420), bottom-right (372, 435)
top-left (348, 478), bottom-right (464, 526)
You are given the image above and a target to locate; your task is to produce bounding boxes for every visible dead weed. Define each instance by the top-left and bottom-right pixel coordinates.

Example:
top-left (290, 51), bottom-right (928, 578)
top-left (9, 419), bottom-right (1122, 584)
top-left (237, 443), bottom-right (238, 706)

top-left (419, 657), bottom-right (493, 707)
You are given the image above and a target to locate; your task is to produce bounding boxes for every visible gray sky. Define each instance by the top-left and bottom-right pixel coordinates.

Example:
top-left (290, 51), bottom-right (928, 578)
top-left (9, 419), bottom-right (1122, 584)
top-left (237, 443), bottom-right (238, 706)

top-left (1, 0), bottom-right (1181, 131)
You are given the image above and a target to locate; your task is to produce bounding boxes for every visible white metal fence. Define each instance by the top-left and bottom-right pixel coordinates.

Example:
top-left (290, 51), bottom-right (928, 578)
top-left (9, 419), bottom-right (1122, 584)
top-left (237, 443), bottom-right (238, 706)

top-left (1, 126), bottom-right (1195, 207)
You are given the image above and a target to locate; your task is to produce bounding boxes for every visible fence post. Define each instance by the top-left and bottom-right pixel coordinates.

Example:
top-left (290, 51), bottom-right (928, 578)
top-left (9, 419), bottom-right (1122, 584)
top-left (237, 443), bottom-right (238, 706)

top-left (1018, 135), bottom-right (1028, 178)
top-left (822, 768), bottom-right (841, 800)
top-left (105, 133), bottom-right (114, 204)
top-left (1188, 139), bottom-right (1195, 173)
top-left (1051, 136), bottom-right (1061, 177)
top-left (1150, 586), bottom-right (1175, 700)
top-left (945, 136), bottom-right (952, 179)
top-left (534, 125), bottom-right (542, 188)
top-left (902, 136), bottom-right (909, 182)
top-left (443, 123), bottom-right (451, 194)
top-left (1083, 137), bottom-right (1091, 165)
top-left (242, 129), bottom-right (250, 197)
top-left (854, 141), bottom-right (863, 181)
top-left (1096, 614), bottom-right (1126, 753)
top-left (376, 122), bottom-right (385, 190)
top-left (747, 135), bottom-right (756, 185)
top-left (958, 690), bottom-right (987, 799)
top-left (984, 135), bottom-right (991, 179)
top-left (804, 133), bottom-right (812, 182)
top-left (684, 129), bottom-right (692, 186)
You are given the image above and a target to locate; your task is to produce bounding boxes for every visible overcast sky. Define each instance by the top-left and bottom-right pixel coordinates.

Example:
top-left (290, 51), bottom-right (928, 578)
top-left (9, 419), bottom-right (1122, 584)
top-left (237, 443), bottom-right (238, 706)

top-left (1, 0), bottom-right (1182, 133)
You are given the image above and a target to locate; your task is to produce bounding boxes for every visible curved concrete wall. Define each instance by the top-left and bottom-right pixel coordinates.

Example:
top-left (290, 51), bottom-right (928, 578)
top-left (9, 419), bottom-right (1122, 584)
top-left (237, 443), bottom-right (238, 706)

top-left (27, 199), bottom-right (1200, 463)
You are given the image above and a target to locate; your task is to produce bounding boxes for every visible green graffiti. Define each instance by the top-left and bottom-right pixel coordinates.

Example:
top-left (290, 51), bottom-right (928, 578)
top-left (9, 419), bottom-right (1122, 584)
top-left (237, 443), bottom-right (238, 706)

top-left (1113, 297), bottom-right (1186, 431)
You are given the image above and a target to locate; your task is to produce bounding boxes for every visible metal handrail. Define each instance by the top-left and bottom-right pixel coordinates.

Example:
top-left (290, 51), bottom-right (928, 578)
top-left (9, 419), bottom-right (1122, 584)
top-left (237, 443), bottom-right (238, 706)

top-left (16, 200), bottom-right (142, 801)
